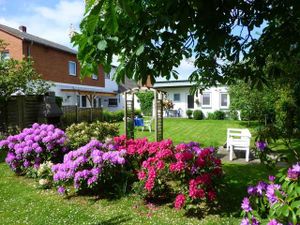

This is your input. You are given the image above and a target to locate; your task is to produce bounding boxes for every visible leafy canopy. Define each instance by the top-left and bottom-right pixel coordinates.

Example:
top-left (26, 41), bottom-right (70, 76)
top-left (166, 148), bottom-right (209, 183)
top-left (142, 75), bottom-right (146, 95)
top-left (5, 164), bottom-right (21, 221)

top-left (72, 0), bottom-right (300, 90)
top-left (0, 39), bottom-right (51, 99)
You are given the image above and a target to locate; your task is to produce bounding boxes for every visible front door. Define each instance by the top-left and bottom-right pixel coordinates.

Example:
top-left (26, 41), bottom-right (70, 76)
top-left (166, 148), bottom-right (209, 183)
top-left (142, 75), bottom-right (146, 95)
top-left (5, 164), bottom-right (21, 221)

top-left (187, 95), bottom-right (194, 109)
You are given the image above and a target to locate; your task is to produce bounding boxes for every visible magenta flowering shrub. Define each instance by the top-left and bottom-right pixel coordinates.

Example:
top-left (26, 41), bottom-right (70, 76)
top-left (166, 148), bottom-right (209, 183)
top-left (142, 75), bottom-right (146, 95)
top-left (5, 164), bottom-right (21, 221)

top-left (0, 123), bottom-right (67, 174)
top-left (240, 162), bottom-right (300, 225)
top-left (114, 135), bottom-right (223, 210)
top-left (52, 139), bottom-right (127, 195)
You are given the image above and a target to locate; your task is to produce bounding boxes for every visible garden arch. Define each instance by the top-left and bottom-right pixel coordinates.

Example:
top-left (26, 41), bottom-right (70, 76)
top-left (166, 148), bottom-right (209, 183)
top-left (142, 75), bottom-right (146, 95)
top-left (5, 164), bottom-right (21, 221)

top-left (124, 87), bottom-right (165, 141)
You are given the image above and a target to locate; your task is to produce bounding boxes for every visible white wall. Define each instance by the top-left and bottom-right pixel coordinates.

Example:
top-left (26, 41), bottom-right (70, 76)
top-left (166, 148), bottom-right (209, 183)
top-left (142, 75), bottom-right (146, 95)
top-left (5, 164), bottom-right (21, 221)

top-left (159, 86), bottom-right (230, 118)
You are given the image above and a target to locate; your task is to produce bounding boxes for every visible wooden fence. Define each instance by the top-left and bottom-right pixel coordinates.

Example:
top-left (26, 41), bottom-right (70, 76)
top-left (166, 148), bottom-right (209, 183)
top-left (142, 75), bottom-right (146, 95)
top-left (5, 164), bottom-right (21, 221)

top-left (0, 95), bottom-right (43, 131)
top-left (61, 106), bottom-right (103, 127)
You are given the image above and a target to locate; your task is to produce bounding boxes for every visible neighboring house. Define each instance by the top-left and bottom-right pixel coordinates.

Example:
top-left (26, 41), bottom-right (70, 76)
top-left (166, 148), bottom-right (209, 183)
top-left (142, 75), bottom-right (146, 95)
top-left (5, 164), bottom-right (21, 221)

top-left (153, 80), bottom-right (230, 118)
top-left (0, 24), bottom-right (122, 110)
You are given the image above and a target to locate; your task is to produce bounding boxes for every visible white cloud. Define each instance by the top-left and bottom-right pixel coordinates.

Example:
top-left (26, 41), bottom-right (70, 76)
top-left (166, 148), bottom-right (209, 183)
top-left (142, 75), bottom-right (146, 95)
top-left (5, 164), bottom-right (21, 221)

top-left (0, 0), bottom-right (84, 48)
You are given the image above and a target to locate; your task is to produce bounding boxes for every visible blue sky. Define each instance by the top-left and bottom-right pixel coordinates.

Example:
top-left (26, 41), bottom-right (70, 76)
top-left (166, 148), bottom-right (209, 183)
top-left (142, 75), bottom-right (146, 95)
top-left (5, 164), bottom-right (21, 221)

top-left (0, 0), bottom-right (196, 79)
top-left (0, 0), bottom-right (84, 47)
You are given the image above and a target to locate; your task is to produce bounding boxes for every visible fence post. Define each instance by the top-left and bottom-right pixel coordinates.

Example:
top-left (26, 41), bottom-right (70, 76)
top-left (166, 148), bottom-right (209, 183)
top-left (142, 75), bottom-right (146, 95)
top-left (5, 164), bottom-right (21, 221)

top-left (90, 107), bottom-right (93, 122)
top-left (17, 96), bottom-right (25, 129)
top-left (76, 105), bottom-right (79, 123)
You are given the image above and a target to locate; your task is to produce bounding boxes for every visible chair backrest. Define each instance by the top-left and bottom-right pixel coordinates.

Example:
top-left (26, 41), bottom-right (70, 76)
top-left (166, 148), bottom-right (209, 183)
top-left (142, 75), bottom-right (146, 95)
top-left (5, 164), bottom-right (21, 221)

top-left (227, 128), bottom-right (251, 140)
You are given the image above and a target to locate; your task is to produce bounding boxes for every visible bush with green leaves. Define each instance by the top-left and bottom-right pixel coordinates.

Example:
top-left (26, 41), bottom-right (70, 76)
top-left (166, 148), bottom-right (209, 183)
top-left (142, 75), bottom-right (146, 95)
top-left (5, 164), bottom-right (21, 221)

top-left (193, 110), bottom-right (204, 120)
top-left (66, 121), bottom-right (119, 149)
top-left (240, 162), bottom-right (300, 225)
top-left (207, 110), bottom-right (225, 120)
top-left (186, 109), bottom-right (193, 119)
top-left (136, 92), bottom-right (154, 116)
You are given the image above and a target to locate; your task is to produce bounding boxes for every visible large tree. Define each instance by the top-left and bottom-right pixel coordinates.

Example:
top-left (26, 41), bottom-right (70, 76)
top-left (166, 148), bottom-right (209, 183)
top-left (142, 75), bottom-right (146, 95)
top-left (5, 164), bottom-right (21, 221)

top-left (72, 0), bottom-right (300, 91)
top-left (0, 39), bottom-right (50, 99)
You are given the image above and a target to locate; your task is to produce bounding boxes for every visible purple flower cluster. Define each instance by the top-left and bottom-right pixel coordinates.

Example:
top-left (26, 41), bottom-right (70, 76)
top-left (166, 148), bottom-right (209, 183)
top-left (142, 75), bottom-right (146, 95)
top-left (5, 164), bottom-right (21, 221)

top-left (240, 217), bottom-right (260, 225)
top-left (52, 140), bottom-right (126, 193)
top-left (287, 163), bottom-right (300, 180)
top-left (256, 141), bottom-right (267, 151)
top-left (0, 123), bottom-right (67, 173)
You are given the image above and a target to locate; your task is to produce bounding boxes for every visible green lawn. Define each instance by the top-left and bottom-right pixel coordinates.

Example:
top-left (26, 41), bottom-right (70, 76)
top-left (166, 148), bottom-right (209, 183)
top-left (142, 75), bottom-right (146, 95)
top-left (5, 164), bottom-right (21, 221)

top-left (0, 162), bottom-right (274, 225)
top-left (119, 118), bottom-right (258, 146)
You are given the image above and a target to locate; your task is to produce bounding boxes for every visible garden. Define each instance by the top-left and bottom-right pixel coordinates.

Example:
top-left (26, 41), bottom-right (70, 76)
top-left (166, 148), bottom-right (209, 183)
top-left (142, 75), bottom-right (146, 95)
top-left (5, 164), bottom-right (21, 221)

top-left (0, 119), bottom-right (299, 225)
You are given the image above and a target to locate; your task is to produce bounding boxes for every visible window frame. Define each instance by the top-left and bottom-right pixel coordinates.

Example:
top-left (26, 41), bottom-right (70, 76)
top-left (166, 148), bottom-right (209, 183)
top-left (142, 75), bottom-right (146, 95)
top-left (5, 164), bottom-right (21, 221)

top-left (68, 61), bottom-right (77, 76)
top-left (0, 51), bottom-right (10, 60)
top-left (220, 92), bottom-right (229, 109)
top-left (202, 92), bottom-right (212, 108)
top-left (108, 98), bottom-right (118, 107)
top-left (173, 93), bottom-right (181, 102)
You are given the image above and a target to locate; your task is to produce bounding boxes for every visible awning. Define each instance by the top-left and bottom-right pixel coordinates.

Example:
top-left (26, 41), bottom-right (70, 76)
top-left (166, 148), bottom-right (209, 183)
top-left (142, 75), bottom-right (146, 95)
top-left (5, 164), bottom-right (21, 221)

top-left (61, 89), bottom-right (117, 97)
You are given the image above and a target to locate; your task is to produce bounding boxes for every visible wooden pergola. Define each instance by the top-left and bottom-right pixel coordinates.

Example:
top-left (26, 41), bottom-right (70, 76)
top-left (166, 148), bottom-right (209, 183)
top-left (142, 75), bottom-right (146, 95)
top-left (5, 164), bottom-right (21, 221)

top-left (124, 87), bottom-right (165, 141)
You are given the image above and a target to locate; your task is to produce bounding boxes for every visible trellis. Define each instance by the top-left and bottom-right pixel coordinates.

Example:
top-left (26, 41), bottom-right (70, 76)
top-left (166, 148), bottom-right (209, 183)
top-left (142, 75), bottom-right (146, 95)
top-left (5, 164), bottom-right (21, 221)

top-left (124, 87), bottom-right (165, 141)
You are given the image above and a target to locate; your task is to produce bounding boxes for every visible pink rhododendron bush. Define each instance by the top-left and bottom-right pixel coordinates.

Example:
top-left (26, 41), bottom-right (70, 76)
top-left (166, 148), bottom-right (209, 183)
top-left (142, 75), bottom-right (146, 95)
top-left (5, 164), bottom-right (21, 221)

top-left (0, 123), bottom-right (67, 175)
top-left (240, 163), bottom-right (300, 225)
top-left (114, 135), bottom-right (223, 210)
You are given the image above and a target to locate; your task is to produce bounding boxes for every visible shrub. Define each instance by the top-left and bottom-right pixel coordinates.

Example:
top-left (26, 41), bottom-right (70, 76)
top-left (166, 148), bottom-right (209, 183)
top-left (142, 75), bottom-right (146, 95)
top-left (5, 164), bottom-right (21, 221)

top-left (0, 123), bottom-right (68, 175)
top-left (240, 162), bottom-right (300, 225)
top-left (136, 92), bottom-right (154, 116)
top-left (214, 110), bottom-right (226, 120)
top-left (66, 121), bottom-right (119, 149)
top-left (193, 110), bottom-right (204, 120)
top-left (37, 161), bottom-right (54, 189)
top-left (229, 110), bottom-right (239, 120)
top-left (114, 136), bottom-right (223, 210)
top-left (207, 111), bottom-right (225, 120)
top-left (52, 140), bottom-right (127, 196)
top-left (186, 109), bottom-right (193, 119)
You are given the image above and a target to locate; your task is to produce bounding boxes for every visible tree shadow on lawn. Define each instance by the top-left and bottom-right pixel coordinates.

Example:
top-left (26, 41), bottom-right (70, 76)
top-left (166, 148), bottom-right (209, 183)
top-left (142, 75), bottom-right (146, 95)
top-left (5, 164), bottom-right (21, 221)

top-left (92, 214), bottom-right (132, 225)
top-left (216, 163), bottom-right (274, 217)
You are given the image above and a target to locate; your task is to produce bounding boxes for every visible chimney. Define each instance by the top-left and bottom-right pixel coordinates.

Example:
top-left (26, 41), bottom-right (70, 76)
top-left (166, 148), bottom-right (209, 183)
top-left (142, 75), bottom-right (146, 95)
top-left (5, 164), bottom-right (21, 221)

top-left (18, 25), bottom-right (27, 33)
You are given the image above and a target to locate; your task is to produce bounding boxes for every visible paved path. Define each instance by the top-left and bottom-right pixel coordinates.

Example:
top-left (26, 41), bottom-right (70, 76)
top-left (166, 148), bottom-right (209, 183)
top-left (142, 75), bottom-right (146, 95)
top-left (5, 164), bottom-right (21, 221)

top-left (216, 147), bottom-right (260, 164)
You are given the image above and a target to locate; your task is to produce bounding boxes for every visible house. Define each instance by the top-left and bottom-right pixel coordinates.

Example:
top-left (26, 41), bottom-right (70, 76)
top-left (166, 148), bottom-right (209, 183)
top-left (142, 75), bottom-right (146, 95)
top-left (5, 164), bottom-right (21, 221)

top-left (153, 79), bottom-right (230, 118)
top-left (0, 24), bottom-right (123, 110)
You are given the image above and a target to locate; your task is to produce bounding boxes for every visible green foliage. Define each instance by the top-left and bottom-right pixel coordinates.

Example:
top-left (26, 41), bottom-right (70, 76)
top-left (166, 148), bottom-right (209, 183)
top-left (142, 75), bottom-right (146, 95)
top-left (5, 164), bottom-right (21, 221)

top-left (228, 110), bottom-right (239, 120)
top-left (186, 109), bottom-right (193, 119)
top-left (72, 1), bottom-right (300, 91)
top-left (207, 110), bottom-right (225, 120)
top-left (0, 39), bottom-right (50, 98)
top-left (229, 82), bottom-right (277, 122)
top-left (102, 110), bottom-right (124, 122)
top-left (193, 110), bottom-right (203, 120)
top-left (66, 121), bottom-right (119, 149)
top-left (136, 92), bottom-right (154, 116)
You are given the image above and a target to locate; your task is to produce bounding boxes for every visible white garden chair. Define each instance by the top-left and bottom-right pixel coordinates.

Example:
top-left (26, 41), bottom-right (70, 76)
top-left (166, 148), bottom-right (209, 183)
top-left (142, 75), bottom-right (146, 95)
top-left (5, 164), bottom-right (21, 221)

top-left (142, 117), bottom-right (154, 132)
top-left (227, 128), bottom-right (251, 162)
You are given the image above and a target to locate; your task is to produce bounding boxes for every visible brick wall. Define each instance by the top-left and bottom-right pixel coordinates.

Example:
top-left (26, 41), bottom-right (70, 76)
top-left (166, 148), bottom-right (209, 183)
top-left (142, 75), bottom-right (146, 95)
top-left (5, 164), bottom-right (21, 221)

top-left (23, 41), bottom-right (105, 87)
top-left (0, 30), bottom-right (105, 87)
top-left (0, 30), bottom-right (23, 60)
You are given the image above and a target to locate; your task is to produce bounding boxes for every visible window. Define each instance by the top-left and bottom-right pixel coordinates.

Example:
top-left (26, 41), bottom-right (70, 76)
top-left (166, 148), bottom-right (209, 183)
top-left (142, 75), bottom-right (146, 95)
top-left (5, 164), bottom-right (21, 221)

top-left (92, 74), bottom-right (98, 80)
top-left (81, 96), bottom-right (87, 107)
top-left (202, 93), bottom-right (211, 107)
top-left (187, 95), bottom-right (194, 109)
top-left (0, 51), bottom-right (10, 60)
top-left (68, 61), bottom-right (76, 76)
top-left (174, 93), bottom-right (180, 102)
top-left (220, 93), bottom-right (229, 108)
top-left (108, 98), bottom-right (118, 107)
